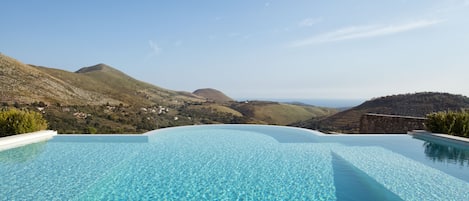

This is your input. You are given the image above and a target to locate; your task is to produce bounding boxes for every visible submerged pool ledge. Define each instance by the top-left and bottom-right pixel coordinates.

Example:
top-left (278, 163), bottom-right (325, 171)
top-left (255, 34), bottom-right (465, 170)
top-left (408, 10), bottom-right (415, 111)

top-left (0, 130), bottom-right (57, 151)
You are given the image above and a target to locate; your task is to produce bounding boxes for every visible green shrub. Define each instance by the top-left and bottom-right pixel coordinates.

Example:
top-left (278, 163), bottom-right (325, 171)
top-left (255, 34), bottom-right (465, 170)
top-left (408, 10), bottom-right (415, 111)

top-left (425, 110), bottom-right (469, 137)
top-left (86, 126), bottom-right (97, 134)
top-left (0, 108), bottom-right (48, 137)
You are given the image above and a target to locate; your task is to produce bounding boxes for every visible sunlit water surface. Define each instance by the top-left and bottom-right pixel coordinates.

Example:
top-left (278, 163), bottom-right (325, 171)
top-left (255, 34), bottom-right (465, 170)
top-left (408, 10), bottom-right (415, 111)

top-left (1, 125), bottom-right (468, 200)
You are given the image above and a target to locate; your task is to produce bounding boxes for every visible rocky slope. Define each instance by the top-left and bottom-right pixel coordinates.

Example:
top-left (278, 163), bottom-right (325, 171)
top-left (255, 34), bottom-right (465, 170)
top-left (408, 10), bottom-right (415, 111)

top-left (293, 92), bottom-right (469, 133)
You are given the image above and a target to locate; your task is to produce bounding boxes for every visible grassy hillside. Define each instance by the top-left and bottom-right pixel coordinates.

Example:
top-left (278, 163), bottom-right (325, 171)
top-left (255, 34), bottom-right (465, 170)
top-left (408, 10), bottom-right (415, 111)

top-left (0, 53), bottom-right (338, 133)
top-left (187, 104), bottom-right (243, 117)
top-left (230, 101), bottom-right (337, 125)
top-left (2, 100), bottom-right (335, 133)
top-left (0, 53), bottom-right (92, 104)
top-left (42, 63), bottom-right (204, 106)
top-left (0, 53), bottom-right (203, 106)
top-left (293, 92), bottom-right (469, 133)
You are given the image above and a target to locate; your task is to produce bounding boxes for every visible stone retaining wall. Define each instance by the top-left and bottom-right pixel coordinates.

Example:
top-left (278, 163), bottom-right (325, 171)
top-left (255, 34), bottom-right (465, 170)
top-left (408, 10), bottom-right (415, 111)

top-left (359, 113), bottom-right (427, 134)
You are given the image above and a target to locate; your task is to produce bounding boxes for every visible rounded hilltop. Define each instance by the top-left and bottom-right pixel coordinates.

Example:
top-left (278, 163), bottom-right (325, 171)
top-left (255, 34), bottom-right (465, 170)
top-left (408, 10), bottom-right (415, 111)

top-left (193, 88), bottom-right (234, 103)
top-left (75, 63), bottom-right (113, 73)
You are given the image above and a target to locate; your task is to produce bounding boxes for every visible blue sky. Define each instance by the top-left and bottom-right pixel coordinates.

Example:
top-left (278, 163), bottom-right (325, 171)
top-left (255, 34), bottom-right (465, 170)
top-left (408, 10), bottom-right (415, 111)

top-left (1, 0), bottom-right (469, 100)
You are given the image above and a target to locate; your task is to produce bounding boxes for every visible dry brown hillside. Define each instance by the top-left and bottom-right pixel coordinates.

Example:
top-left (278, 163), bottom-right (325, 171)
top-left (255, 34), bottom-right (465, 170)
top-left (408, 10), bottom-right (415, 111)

top-left (0, 53), bottom-right (338, 133)
top-left (0, 53), bottom-right (203, 106)
top-left (293, 92), bottom-right (469, 133)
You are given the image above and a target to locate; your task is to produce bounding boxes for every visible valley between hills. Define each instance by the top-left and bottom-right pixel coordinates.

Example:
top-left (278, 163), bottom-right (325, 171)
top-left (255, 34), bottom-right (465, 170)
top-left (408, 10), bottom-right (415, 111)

top-left (2, 53), bottom-right (469, 134)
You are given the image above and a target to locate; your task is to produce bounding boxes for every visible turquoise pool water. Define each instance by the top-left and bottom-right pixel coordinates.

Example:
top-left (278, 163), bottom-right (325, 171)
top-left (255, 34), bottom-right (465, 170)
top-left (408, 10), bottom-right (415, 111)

top-left (1, 125), bottom-right (468, 200)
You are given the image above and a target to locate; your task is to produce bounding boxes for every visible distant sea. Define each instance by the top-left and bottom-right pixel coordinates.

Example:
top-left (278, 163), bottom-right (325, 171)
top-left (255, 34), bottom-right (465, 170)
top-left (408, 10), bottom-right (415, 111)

top-left (237, 98), bottom-right (365, 108)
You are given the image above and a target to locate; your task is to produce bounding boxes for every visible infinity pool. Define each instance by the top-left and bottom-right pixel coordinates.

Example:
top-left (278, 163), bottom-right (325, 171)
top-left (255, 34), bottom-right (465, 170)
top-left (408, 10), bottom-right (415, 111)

top-left (1, 125), bottom-right (468, 200)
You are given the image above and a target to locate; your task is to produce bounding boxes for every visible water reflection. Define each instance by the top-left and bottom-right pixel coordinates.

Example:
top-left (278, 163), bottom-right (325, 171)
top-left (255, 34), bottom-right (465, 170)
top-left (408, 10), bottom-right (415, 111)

top-left (0, 141), bottom-right (47, 163)
top-left (423, 141), bottom-right (469, 166)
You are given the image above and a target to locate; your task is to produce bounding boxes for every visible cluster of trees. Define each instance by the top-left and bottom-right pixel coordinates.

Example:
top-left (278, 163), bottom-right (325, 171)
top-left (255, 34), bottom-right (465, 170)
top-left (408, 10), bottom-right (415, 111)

top-left (426, 110), bottom-right (469, 137)
top-left (0, 108), bottom-right (48, 137)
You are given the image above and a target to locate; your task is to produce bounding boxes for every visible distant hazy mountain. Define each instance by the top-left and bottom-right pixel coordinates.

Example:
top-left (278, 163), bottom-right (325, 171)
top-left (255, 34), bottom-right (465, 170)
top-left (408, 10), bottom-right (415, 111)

top-left (239, 98), bottom-right (364, 108)
top-left (193, 88), bottom-right (234, 102)
top-left (292, 92), bottom-right (469, 133)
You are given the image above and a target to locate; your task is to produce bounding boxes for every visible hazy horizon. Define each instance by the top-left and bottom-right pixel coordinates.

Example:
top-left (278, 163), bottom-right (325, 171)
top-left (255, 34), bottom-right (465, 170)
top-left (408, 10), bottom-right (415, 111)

top-left (236, 98), bottom-right (365, 108)
top-left (1, 1), bottom-right (469, 100)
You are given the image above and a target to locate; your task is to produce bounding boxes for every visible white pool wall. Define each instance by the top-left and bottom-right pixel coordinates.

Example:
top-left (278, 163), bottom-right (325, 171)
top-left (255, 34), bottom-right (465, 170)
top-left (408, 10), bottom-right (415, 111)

top-left (0, 130), bottom-right (57, 151)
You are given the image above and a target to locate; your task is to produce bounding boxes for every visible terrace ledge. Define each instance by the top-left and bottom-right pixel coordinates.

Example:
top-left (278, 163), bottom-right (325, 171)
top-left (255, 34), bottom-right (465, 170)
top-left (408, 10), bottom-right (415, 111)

top-left (0, 130), bottom-right (57, 151)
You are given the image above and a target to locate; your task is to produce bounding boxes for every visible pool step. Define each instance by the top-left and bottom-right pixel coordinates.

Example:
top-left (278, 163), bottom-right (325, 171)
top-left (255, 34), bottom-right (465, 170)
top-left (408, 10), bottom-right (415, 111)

top-left (332, 146), bottom-right (469, 201)
top-left (331, 152), bottom-right (403, 201)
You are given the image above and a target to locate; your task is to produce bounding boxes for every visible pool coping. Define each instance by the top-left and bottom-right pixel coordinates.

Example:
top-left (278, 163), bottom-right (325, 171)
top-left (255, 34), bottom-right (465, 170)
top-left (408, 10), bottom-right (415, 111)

top-left (409, 130), bottom-right (469, 146)
top-left (0, 130), bottom-right (57, 151)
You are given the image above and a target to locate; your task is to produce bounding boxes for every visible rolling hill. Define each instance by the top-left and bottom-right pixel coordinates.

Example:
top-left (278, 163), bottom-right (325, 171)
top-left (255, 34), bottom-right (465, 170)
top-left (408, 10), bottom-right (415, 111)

top-left (193, 88), bottom-right (234, 102)
top-left (5, 53), bottom-right (466, 134)
top-left (178, 101), bottom-right (337, 126)
top-left (0, 53), bottom-right (203, 106)
top-left (229, 101), bottom-right (337, 125)
top-left (0, 53), bottom-right (337, 133)
top-left (293, 92), bottom-right (469, 133)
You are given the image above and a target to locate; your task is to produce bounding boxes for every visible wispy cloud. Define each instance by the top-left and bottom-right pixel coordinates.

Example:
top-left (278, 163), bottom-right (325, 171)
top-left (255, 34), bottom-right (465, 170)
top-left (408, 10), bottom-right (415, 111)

top-left (290, 19), bottom-right (444, 47)
top-left (148, 40), bottom-right (161, 55)
top-left (298, 17), bottom-right (322, 27)
top-left (264, 2), bottom-right (270, 7)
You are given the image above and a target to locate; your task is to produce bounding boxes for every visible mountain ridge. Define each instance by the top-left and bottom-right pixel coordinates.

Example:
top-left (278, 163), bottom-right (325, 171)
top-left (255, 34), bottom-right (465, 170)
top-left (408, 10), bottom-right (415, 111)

top-left (0, 53), bottom-right (203, 106)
